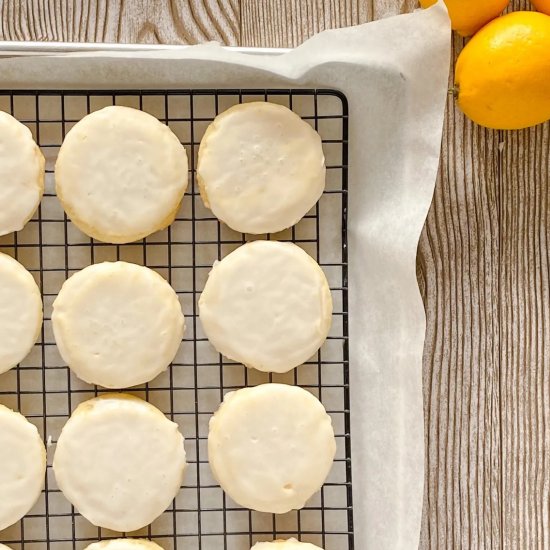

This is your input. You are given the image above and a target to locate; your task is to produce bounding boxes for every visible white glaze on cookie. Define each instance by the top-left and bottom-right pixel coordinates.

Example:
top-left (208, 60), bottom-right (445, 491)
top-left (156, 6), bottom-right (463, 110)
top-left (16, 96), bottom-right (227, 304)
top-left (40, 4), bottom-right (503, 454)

top-left (252, 540), bottom-right (324, 550)
top-left (52, 262), bottom-right (185, 389)
top-left (84, 540), bottom-right (165, 550)
top-left (199, 241), bottom-right (332, 373)
top-left (53, 394), bottom-right (187, 532)
top-left (197, 102), bottom-right (325, 234)
top-left (0, 404), bottom-right (46, 531)
top-left (208, 384), bottom-right (336, 514)
top-left (55, 106), bottom-right (188, 243)
top-left (0, 111), bottom-right (44, 236)
top-left (0, 252), bottom-right (43, 375)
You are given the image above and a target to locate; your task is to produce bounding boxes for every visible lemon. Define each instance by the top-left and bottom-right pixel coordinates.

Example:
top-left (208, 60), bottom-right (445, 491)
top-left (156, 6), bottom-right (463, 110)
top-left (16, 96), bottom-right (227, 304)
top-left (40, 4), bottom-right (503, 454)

top-left (455, 11), bottom-right (550, 130)
top-left (531, 0), bottom-right (550, 15)
top-left (420, 0), bottom-right (509, 36)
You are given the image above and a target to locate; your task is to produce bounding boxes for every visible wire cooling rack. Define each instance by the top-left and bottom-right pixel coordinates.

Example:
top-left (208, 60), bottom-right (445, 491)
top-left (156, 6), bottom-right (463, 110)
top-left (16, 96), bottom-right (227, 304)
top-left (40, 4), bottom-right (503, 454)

top-left (0, 89), bottom-right (353, 550)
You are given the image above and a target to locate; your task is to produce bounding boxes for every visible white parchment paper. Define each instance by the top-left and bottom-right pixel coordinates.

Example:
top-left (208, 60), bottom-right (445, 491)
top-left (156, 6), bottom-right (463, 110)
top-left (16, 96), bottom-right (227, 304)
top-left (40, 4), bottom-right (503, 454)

top-left (0, 4), bottom-right (450, 548)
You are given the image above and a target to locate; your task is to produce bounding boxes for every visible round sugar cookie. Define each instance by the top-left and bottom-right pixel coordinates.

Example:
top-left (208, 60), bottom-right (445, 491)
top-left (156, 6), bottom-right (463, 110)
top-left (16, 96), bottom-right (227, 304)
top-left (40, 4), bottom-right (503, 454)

top-left (52, 261), bottom-right (185, 389)
top-left (53, 394), bottom-right (187, 532)
top-left (0, 404), bottom-right (47, 531)
top-left (197, 101), bottom-right (325, 234)
top-left (199, 241), bottom-right (332, 373)
top-left (0, 111), bottom-right (45, 236)
top-left (0, 252), bottom-right (43, 375)
top-left (55, 106), bottom-right (188, 244)
top-left (252, 540), bottom-right (323, 550)
top-left (208, 384), bottom-right (336, 514)
top-left (85, 540), bottom-right (164, 550)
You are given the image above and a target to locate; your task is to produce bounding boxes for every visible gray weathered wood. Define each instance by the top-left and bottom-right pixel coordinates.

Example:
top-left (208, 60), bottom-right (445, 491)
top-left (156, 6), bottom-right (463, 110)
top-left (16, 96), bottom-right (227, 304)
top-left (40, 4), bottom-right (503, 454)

top-left (241, 0), bottom-right (417, 47)
top-left (417, 37), bottom-right (503, 548)
top-left (0, 0), bottom-right (240, 45)
top-left (499, 123), bottom-right (550, 550)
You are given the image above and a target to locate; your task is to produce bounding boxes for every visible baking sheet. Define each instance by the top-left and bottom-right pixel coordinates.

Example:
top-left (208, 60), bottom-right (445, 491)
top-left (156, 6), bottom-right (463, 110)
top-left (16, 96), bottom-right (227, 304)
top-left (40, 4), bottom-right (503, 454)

top-left (0, 3), bottom-right (451, 549)
top-left (0, 87), bottom-right (353, 550)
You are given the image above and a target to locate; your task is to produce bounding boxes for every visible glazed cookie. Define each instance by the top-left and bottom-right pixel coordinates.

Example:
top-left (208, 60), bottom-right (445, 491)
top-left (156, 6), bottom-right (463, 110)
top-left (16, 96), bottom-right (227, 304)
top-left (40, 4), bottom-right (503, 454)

top-left (197, 101), bottom-right (325, 234)
top-left (208, 384), bottom-right (336, 514)
top-left (252, 540), bottom-right (323, 550)
top-left (0, 111), bottom-right (44, 236)
top-left (53, 394), bottom-right (187, 532)
top-left (0, 252), bottom-right (43, 375)
top-left (199, 241), bottom-right (332, 373)
top-left (84, 540), bottom-right (165, 550)
top-left (55, 106), bottom-right (188, 243)
top-left (0, 404), bottom-right (47, 531)
top-left (52, 262), bottom-right (185, 389)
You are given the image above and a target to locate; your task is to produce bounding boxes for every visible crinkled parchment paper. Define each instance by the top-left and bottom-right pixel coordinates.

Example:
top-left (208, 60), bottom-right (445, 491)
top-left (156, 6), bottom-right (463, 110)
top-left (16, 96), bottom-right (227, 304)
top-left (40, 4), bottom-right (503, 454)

top-left (0, 4), bottom-right (450, 548)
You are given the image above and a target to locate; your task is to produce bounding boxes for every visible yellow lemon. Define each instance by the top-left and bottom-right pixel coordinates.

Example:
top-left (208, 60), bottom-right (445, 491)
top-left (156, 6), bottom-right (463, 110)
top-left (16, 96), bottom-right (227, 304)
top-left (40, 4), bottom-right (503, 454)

top-left (420, 0), bottom-right (509, 36)
top-left (455, 11), bottom-right (550, 130)
top-left (531, 0), bottom-right (550, 15)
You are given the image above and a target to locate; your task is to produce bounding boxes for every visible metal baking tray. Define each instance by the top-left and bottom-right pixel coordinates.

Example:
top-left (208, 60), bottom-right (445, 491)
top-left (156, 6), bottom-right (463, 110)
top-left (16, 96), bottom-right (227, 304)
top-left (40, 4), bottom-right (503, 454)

top-left (0, 41), bottom-right (290, 58)
top-left (0, 81), bottom-right (353, 549)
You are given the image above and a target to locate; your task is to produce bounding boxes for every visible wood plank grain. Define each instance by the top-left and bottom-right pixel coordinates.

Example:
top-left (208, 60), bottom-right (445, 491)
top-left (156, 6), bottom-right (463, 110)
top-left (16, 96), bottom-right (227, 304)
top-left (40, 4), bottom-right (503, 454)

top-left (0, 0), bottom-right (240, 45)
top-left (488, 2), bottom-right (550, 549)
top-left (500, 122), bottom-right (550, 550)
top-left (241, 0), bottom-right (418, 48)
top-left (416, 36), bottom-right (503, 549)
top-left (417, 2), bottom-right (550, 546)
top-left (420, 3), bottom-right (550, 548)
top-left (241, 0), bottom-right (361, 48)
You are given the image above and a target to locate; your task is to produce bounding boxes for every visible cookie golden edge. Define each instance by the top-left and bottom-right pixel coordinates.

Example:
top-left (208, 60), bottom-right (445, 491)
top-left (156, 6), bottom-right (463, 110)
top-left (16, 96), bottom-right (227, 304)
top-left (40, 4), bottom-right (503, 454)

top-left (54, 189), bottom-right (183, 244)
top-left (84, 539), bottom-right (165, 550)
top-left (252, 539), bottom-right (324, 550)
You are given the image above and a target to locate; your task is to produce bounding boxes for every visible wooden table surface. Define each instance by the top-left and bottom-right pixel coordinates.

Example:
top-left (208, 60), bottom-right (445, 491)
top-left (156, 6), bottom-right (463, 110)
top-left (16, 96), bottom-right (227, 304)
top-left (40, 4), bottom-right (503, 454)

top-left (1, 1), bottom-right (548, 548)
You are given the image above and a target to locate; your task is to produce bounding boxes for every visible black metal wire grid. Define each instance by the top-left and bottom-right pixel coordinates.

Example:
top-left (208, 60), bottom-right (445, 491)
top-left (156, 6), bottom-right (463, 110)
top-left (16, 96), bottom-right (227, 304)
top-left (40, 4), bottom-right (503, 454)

top-left (0, 88), bottom-right (353, 550)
